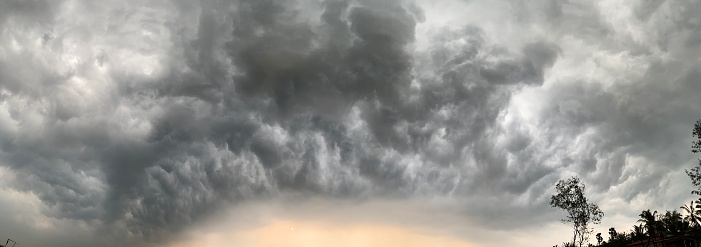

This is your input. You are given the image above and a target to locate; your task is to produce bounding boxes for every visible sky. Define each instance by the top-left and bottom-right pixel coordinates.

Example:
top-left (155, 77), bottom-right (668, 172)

top-left (0, 0), bottom-right (700, 246)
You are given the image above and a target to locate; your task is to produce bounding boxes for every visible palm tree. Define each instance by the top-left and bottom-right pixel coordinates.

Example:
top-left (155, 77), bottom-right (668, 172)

top-left (631, 224), bottom-right (645, 241)
top-left (681, 200), bottom-right (701, 228)
top-left (638, 210), bottom-right (660, 247)
top-left (660, 210), bottom-right (685, 235)
top-left (638, 210), bottom-right (659, 236)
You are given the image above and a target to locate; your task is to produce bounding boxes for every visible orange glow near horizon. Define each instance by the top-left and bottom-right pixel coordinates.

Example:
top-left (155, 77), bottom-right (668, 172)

top-left (166, 219), bottom-right (476, 247)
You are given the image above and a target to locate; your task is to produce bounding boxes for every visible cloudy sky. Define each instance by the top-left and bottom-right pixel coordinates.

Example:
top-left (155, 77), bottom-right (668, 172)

top-left (1, 0), bottom-right (701, 246)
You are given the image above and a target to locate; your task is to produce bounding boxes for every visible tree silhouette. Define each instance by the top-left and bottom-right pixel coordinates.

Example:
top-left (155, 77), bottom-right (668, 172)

top-left (692, 119), bottom-right (701, 154)
top-left (681, 200), bottom-right (701, 228)
top-left (687, 119), bottom-right (701, 197)
top-left (638, 210), bottom-right (659, 237)
top-left (630, 224), bottom-right (645, 242)
top-left (660, 210), bottom-right (686, 235)
top-left (608, 227), bottom-right (617, 241)
top-left (554, 119), bottom-right (701, 247)
top-left (685, 119), bottom-right (701, 234)
top-left (551, 176), bottom-right (604, 247)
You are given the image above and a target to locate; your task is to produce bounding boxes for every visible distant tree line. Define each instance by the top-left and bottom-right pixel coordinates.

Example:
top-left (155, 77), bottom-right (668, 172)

top-left (552, 119), bottom-right (701, 247)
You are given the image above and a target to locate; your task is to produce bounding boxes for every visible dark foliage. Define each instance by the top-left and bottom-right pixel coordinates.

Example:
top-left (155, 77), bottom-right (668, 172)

top-left (551, 176), bottom-right (604, 247)
top-left (554, 119), bottom-right (701, 247)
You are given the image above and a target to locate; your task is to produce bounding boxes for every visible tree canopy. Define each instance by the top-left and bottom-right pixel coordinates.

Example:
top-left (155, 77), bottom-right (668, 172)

top-left (551, 176), bottom-right (604, 247)
top-left (687, 119), bottom-right (701, 197)
top-left (556, 120), bottom-right (701, 247)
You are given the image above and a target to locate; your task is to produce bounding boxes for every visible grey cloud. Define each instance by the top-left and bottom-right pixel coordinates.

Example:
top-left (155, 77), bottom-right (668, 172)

top-left (1, 1), bottom-right (557, 244)
top-left (478, 41), bottom-right (559, 85)
top-left (537, 57), bottom-right (701, 193)
top-left (106, 0), bottom-right (560, 240)
top-left (126, 142), bottom-right (272, 239)
top-left (494, 1), bottom-right (701, 227)
top-left (15, 0), bottom-right (701, 246)
top-left (633, 0), bottom-right (665, 21)
top-left (0, 0), bottom-right (54, 25)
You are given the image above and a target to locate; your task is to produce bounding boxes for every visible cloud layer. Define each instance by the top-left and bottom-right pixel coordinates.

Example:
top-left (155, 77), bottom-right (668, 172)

top-left (1, 0), bottom-right (700, 246)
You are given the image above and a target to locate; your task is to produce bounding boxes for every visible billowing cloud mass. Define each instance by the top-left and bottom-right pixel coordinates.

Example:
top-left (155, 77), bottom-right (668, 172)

top-left (1, 0), bottom-right (700, 246)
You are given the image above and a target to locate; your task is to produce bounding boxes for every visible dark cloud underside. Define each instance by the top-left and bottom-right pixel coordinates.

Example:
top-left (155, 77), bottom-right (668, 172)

top-left (0, 0), bottom-right (700, 246)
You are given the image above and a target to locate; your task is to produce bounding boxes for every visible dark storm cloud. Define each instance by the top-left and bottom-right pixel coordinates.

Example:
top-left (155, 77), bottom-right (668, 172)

top-left (4, 0), bottom-right (701, 246)
top-left (0, 0), bottom-right (54, 25)
top-left (492, 0), bottom-right (701, 226)
top-left (95, 0), bottom-right (557, 241)
top-left (0, 0), bottom-right (565, 242)
top-left (417, 0), bottom-right (701, 233)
